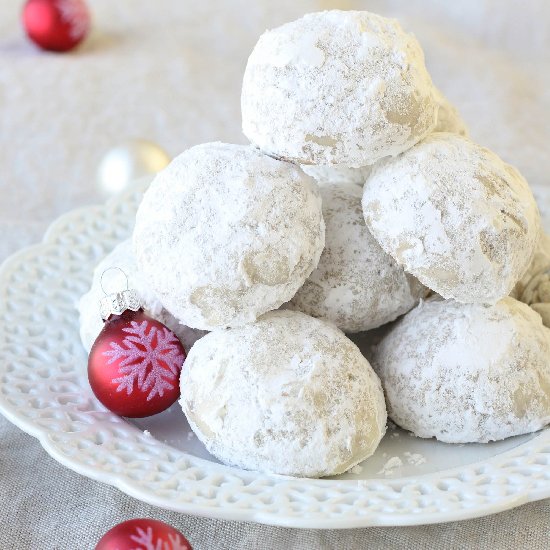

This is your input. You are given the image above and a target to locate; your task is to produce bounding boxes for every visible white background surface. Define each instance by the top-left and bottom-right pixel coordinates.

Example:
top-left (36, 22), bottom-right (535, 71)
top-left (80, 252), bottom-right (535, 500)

top-left (1, 0), bottom-right (549, 548)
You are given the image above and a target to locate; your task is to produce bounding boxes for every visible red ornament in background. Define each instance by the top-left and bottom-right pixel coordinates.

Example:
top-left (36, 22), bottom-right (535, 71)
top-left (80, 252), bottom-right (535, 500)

top-left (88, 269), bottom-right (186, 418)
top-left (22, 0), bottom-right (90, 52)
top-left (95, 518), bottom-right (192, 550)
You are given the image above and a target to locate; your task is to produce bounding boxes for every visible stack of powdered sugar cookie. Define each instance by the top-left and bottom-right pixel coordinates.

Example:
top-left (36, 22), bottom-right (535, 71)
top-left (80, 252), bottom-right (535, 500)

top-left (79, 10), bottom-right (550, 478)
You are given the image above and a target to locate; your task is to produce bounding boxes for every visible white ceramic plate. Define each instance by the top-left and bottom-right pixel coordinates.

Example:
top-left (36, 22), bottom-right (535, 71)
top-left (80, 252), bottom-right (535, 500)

top-left (1, 178), bottom-right (550, 529)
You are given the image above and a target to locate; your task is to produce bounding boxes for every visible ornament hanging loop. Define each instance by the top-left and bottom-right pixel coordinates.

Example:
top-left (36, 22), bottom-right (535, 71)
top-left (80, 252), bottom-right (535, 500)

top-left (98, 267), bottom-right (141, 321)
top-left (100, 266), bottom-right (130, 296)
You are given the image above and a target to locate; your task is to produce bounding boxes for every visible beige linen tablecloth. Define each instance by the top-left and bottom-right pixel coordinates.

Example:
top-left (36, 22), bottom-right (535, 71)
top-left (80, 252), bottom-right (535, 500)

top-left (1, 1), bottom-right (549, 548)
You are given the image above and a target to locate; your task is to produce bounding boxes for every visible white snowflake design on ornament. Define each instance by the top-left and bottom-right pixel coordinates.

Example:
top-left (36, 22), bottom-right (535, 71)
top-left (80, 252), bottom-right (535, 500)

top-left (56, 0), bottom-right (90, 40)
top-left (103, 320), bottom-right (184, 401)
top-left (130, 526), bottom-right (191, 550)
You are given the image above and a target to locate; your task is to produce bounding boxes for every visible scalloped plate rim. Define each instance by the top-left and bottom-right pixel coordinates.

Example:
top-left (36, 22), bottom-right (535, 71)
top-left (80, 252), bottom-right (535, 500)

top-left (0, 385), bottom-right (544, 529)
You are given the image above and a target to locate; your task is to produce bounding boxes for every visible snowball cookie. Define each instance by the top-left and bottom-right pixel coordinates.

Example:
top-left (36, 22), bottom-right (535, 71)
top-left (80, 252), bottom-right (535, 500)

top-left (242, 10), bottom-right (438, 167)
top-left (290, 182), bottom-right (426, 332)
top-left (433, 88), bottom-right (468, 136)
top-left (78, 240), bottom-right (206, 353)
top-left (302, 164), bottom-right (372, 186)
top-left (133, 143), bottom-right (325, 331)
top-left (180, 310), bottom-right (387, 477)
top-left (373, 297), bottom-right (550, 443)
top-left (362, 133), bottom-right (540, 304)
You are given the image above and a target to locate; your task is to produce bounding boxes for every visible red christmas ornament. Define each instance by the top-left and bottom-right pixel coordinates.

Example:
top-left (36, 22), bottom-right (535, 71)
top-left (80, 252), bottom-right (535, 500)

top-left (88, 270), bottom-right (186, 418)
top-left (95, 518), bottom-right (192, 550)
top-left (22, 0), bottom-right (90, 52)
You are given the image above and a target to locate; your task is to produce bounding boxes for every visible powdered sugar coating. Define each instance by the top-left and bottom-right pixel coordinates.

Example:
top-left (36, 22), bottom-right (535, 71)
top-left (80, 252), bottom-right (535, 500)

top-left (290, 182), bottom-right (425, 332)
top-left (302, 164), bottom-right (372, 186)
top-left (373, 297), bottom-right (550, 443)
top-left (78, 240), bottom-right (205, 353)
top-left (433, 88), bottom-right (469, 136)
top-left (242, 10), bottom-right (437, 167)
top-left (362, 133), bottom-right (540, 303)
top-left (180, 310), bottom-right (387, 477)
top-left (133, 143), bottom-right (325, 330)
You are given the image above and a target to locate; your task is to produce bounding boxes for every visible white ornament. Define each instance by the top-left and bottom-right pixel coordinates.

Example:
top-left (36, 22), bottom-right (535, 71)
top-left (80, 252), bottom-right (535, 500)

top-left (97, 139), bottom-right (170, 197)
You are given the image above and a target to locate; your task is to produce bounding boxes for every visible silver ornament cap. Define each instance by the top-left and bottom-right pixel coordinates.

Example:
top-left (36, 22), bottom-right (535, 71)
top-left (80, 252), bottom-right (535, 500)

top-left (99, 289), bottom-right (141, 321)
top-left (99, 267), bottom-right (141, 320)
